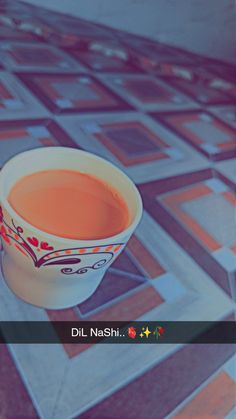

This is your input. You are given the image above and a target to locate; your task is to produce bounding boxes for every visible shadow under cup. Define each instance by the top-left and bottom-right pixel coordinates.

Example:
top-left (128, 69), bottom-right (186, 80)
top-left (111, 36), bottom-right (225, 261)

top-left (0, 147), bottom-right (143, 309)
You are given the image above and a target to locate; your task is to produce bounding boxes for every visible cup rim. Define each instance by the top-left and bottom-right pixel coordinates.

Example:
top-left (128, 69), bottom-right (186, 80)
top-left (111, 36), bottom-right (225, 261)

top-left (0, 147), bottom-right (143, 245)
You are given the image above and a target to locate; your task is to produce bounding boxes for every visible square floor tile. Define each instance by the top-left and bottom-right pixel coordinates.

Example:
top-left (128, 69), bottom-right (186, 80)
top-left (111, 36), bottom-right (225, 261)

top-left (0, 71), bottom-right (49, 120)
top-left (168, 74), bottom-right (234, 105)
top-left (0, 118), bottom-right (77, 166)
top-left (156, 110), bottom-right (236, 161)
top-left (18, 73), bottom-right (132, 114)
top-left (98, 74), bottom-right (198, 112)
top-left (0, 41), bottom-right (83, 72)
top-left (140, 170), bottom-right (236, 294)
top-left (57, 111), bottom-right (209, 183)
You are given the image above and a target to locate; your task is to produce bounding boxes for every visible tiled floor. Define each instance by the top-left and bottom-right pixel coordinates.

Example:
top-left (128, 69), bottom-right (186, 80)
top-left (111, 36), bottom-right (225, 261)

top-left (0, 1), bottom-right (235, 418)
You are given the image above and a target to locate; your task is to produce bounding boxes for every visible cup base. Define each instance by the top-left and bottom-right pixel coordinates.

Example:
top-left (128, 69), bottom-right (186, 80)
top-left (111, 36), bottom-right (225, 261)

top-left (1, 252), bottom-right (104, 309)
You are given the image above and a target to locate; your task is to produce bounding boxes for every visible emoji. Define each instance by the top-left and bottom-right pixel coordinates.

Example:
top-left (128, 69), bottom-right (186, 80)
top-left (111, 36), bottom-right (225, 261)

top-left (128, 327), bottom-right (136, 339)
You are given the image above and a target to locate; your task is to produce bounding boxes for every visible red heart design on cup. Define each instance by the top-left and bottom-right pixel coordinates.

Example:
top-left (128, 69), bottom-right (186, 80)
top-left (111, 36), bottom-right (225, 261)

top-left (27, 237), bottom-right (39, 247)
top-left (40, 242), bottom-right (54, 251)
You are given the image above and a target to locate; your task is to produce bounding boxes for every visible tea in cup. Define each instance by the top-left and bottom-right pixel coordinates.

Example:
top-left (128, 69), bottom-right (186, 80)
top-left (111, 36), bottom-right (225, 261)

top-left (0, 147), bottom-right (142, 309)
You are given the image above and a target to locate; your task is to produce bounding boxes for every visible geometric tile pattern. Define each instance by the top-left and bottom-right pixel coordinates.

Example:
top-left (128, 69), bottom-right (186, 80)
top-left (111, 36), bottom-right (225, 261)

top-left (0, 212), bottom-right (233, 417)
top-left (0, 71), bottom-right (49, 120)
top-left (0, 41), bottom-right (83, 72)
top-left (140, 170), bottom-right (236, 294)
top-left (156, 65), bottom-right (236, 111)
top-left (57, 111), bottom-right (208, 183)
top-left (169, 74), bottom-right (234, 105)
top-left (0, 118), bottom-right (77, 167)
top-left (51, 219), bottom-right (211, 357)
top-left (0, 1), bottom-right (235, 418)
top-left (99, 74), bottom-right (198, 112)
top-left (18, 73), bottom-right (132, 114)
top-left (79, 343), bottom-right (236, 419)
top-left (156, 110), bottom-right (236, 161)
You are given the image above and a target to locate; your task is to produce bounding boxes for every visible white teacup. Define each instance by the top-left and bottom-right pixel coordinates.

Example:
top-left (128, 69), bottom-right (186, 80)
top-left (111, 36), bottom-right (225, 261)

top-left (0, 147), bottom-right (142, 309)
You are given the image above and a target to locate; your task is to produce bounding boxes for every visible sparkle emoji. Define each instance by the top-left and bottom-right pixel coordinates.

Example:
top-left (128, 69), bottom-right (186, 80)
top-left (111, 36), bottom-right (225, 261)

top-left (128, 327), bottom-right (136, 339)
top-left (142, 326), bottom-right (152, 338)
